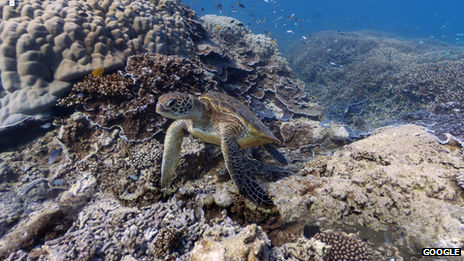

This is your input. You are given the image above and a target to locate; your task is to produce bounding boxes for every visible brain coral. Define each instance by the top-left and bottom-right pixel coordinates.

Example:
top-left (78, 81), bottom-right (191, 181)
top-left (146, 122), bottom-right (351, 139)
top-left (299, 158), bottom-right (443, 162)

top-left (0, 0), bottom-right (193, 128)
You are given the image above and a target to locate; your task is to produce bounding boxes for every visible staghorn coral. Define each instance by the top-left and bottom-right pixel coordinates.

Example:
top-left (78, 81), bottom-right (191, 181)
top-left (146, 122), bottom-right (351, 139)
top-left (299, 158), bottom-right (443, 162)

top-left (58, 53), bottom-right (216, 142)
top-left (313, 232), bottom-right (373, 261)
top-left (0, 0), bottom-right (198, 129)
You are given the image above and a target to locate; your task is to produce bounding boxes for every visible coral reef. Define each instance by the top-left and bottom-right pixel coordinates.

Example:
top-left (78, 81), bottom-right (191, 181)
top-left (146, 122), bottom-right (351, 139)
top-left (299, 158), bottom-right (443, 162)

top-left (57, 52), bottom-right (216, 142)
top-left (197, 14), bottom-right (323, 121)
top-left (1, 113), bottom-right (463, 260)
top-left (0, 0), bottom-right (195, 129)
top-left (3, 3), bottom-right (463, 259)
top-left (284, 30), bottom-right (464, 131)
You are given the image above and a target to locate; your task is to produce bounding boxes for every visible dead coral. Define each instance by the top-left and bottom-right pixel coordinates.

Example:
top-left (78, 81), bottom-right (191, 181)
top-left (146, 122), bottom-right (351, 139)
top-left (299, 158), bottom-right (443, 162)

top-left (313, 232), bottom-right (373, 261)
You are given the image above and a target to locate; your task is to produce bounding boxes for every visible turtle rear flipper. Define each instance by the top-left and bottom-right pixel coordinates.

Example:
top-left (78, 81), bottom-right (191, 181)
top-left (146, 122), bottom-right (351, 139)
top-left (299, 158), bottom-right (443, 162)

top-left (262, 143), bottom-right (288, 165)
top-left (161, 120), bottom-right (188, 187)
top-left (221, 130), bottom-right (274, 207)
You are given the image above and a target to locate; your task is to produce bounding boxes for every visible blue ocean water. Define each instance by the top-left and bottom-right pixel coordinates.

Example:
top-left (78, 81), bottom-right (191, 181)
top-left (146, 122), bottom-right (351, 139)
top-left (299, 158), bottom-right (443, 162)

top-left (187, 0), bottom-right (464, 49)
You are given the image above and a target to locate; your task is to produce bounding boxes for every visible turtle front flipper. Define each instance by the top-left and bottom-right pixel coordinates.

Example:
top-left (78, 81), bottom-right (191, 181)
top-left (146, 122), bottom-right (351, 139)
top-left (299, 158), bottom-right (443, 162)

top-left (161, 120), bottom-right (188, 187)
top-left (261, 143), bottom-right (288, 165)
top-left (221, 129), bottom-right (274, 207)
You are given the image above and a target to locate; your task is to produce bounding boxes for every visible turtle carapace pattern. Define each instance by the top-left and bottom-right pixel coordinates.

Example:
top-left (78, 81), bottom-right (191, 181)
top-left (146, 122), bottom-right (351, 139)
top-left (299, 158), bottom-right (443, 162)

top-left (156, 91), bottom-right (287, 207)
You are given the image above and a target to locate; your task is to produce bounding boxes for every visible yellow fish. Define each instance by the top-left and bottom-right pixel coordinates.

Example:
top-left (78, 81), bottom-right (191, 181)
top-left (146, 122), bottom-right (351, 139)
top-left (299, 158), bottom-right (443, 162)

top-left (91, 67), bottom-right (104, 76)
top-left (311, 96), bottom-right (317, 101)
top-left (270, 40), bottom-right (276, 44)
top-left (215, 25), bottom-right (221, 29)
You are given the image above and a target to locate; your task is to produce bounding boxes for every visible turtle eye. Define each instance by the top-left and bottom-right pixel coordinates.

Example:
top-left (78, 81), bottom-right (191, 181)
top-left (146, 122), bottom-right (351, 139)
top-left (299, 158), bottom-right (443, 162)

top-left (166, 98), bottom-right (177, 108)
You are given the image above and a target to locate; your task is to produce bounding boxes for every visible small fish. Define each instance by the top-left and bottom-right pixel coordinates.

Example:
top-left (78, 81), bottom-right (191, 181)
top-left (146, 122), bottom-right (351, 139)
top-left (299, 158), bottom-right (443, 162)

top-left (50, 179), bottom-right (68, 189)
top-left (264, 30), bottom-right (271, 36)
top-left (286, 30), bottom-right (294, 34)
top-left (48, 149), bottom-right (60, 165)
top-left (41, 122), bottom-right (52, 129)
top-left (91, 67), bottom-right (104, 76)
top-left (116, 6), bottom-right (124, 12)
top-left (302, 36), bottom-right (307, 40)
top-left (277, 118), bottom-right (281, 124)
top-left (128, 174), bottom-right (139, 181)
top-left (144, 43), bottom-right (150, 48)
top-left (270, 40), bottom-right (276, 44)
top-left (237, 3), bottom-right (245, 9)
top-left (194, 0), bottom-right (198, 3)
top-left (236, 22), bottom-right (244, 26)
top-left (300, 40), bottom-right (306, 45)
top-left (295, 18), bottom-right (300, 22)
top-left (318, 114), bottom-right (322, 120)
top-left (107, 15), bottom-right (118, 20)
top-left (286, 13), bottom-right (295, 20)
top-left (229, 20), bottom-right (235, 23)
top-left (311, 96), bottom-right (317, 101)
top-left (76, 12), bottom-right (89, 17)
top-left (215, 25), bottom-right (221, 29)
top-left (200, 8), bottom-right (204, 11)
top-left (130, 9), bottom-right (140, 16)
top-left (232, 9), bottom-right (238, 13)
top-left (215, 3), bottom-right (222, 10)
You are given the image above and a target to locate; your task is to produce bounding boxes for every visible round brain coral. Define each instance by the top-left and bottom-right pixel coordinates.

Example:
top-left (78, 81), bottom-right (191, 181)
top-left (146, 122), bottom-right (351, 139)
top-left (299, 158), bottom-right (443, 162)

top-left (0, 0), bottom-right (193, 128)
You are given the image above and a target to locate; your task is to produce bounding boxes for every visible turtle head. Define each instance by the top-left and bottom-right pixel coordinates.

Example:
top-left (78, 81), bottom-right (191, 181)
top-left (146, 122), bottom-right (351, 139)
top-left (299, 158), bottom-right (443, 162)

top-left (156, 92), bottom-right (199, 119)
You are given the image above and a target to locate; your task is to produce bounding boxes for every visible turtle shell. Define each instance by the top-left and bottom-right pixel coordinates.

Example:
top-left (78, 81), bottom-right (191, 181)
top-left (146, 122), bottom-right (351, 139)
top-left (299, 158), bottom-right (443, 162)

top-left (199, 91), bottom-right (280, 148)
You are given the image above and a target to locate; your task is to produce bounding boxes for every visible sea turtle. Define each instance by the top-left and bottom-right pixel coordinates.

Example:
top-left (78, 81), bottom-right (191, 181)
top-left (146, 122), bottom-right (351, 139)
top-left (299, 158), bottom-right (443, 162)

top-left (156, 91), bottom-right (287, 206)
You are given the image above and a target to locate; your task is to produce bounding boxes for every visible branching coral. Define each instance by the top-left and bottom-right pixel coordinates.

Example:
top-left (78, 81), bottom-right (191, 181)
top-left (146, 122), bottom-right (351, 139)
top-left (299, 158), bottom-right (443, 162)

top-left (284, 30), bottom-right (464, 130)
